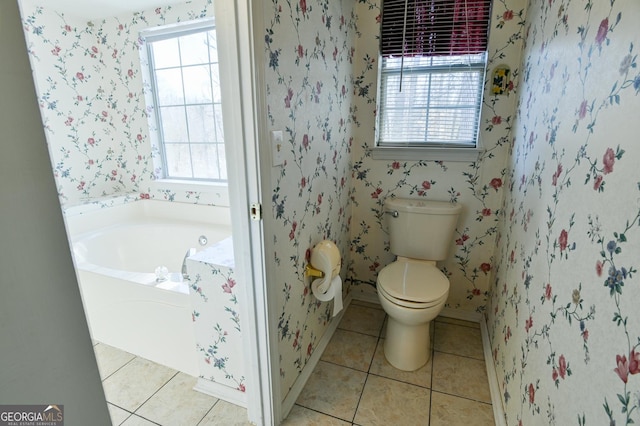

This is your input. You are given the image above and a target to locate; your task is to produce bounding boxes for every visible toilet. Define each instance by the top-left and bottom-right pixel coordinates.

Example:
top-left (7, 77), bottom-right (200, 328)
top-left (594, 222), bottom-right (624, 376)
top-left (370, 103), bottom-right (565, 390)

top-left (377, 198), bottom-right (462, 371)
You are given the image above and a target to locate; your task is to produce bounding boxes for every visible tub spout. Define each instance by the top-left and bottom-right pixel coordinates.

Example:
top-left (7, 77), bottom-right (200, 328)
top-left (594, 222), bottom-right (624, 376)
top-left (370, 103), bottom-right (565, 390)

top-left (182, 248), bottom-right (197, 280)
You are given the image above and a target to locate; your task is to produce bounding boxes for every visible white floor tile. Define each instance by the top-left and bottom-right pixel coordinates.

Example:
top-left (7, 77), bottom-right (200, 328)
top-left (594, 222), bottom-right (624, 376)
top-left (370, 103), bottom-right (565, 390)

top-left (102, 357), bottom-right (176, 412)
top-left (94, 343), bottom-right (135, 380)
top-left (198, 400), bottom-right (251, 426)
top-left (136, 373), bottom-right (217, 425)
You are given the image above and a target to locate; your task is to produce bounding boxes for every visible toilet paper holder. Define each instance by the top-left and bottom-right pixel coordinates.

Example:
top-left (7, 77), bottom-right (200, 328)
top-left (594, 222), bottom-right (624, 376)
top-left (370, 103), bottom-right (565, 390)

top-left (306, 239), bottom-right (344, 317)
top-left (304, 240), bottom-right (342, 280)
top-left (305, 264), bottom-right (325, 278)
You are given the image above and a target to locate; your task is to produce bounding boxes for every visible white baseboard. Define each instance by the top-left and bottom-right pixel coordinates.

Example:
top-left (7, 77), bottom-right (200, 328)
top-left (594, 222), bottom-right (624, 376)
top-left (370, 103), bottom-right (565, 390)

top-left (480, 316), bottom-right (506, 426)
top-left (353, 292), bottom-right (483, 324)
top-left (439, 307), bottom-right (482, 323)
top-left (280, 294), bottom-right (353, 419)
top-left (350, 291), bottom-right (379, 305)
top-left (193, 378), bottom-right (247, 408)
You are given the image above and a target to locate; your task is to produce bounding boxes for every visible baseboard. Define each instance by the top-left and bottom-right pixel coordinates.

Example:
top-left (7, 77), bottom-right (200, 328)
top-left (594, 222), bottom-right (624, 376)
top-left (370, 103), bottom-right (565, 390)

top-left (280, 294), bottom-right (353, 419)
top-left (353, 293), bottom-right (483, 324)
top-left (480, 316), bottom-right (506, 426)
top-left (350, 291), bottom-right (379, 306)
top-left (193, 378), bottom-right (247, 408)
top-left (439, 306), bottom-right (482, 323)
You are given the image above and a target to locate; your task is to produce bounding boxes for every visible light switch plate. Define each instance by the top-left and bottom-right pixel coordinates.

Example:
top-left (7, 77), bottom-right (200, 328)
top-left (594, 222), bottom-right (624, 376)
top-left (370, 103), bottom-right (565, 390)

top-left (271, 130), bottom-right (285, 166)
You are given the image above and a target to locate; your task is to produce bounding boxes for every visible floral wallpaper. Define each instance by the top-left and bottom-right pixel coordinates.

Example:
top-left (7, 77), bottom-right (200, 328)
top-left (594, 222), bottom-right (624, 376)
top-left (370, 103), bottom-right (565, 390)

top-left (487, 0), bottom-right (640, 425)
top-left (261, 0), bottom-right (356, 398)
top-left (187, 238), bottom-right (245, 395)
top-left (347, 0), bottom-right (527, 315)
top-left (21, 0), bottom-right (226, 207)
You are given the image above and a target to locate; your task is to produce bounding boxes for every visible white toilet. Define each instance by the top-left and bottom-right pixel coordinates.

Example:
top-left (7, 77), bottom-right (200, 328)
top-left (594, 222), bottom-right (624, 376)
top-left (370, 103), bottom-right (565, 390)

top-left (377, 198), bottom-right (462, 371)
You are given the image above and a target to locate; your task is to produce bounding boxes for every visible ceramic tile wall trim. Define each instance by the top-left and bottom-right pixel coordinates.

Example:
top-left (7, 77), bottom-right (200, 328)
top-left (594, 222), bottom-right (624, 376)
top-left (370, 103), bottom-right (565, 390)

top-left (21, 0), bottom-right (222, 207)
top-left (347, 0), bottom-right (528, 316)
top-left (487, 1), bottom-right (640, 424)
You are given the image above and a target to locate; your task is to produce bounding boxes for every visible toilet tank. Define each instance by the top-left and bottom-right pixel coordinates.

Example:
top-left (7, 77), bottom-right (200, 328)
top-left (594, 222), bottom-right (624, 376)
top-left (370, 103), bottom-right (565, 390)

top-left (385, 198), bottom-right (462, 260)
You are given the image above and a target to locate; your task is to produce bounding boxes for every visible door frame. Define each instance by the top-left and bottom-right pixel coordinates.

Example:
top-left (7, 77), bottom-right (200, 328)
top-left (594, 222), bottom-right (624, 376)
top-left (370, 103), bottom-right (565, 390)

top-left (215, 1), bottom-right (281, 424)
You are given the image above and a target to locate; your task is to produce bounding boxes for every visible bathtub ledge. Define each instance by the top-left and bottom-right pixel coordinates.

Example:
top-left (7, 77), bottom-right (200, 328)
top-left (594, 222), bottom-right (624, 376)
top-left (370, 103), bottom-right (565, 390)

top-left (190, 236), bottom-right (235, 269)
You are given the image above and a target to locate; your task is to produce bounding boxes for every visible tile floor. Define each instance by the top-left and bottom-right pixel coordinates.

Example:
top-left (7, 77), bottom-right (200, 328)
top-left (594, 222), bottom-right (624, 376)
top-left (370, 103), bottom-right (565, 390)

top-left (94, 300), bottom-right (494, 425)
top-left (283, 300), bottom-right (495, 425)
top-left (93, 342), bottom-right (251, 425)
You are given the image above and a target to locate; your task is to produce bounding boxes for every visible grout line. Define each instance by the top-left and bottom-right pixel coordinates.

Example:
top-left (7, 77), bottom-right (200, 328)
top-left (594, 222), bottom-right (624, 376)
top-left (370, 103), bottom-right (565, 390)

top-left (377, 314), bottom-right (387, 338)
top-left (367, 332), bottom-right (383, 375)
top-left (292, 404), bottom-right (355, 424)
top-left (432, 348), bottom-right (485, 362)
top-left (106, 402), bottom-right (133, 426)
top-left (334, 327), bottom-right (380, 340)
top-left (101, 356), bottom-right (136, 382)
top-left (434, 318), bottom-right (481, 330)
top-left (195, 399), bottom-right (221, 426)
top-left (130, 413), bottom-right (163, 425)
top-left (335, 326), bottom-right (381, 339)
top-left (364, 370), bottom-right (431, 390)
top-left (130, 368), bottom-right (179, 415)
top-left (96, 342), bottom-right (137, 382)
top-left (430, 389), bottom-right (493, 406)
top-left (320, 359), bottom-right (371, 375)
top-left (350, 371), bottom-right (369, 424)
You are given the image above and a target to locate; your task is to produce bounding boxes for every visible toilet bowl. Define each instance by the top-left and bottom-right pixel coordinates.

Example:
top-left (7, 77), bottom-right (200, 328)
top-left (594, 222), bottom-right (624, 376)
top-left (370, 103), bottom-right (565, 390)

top-left (377, 258), bottom-right (449, 371)
top-left (376, 197), bottom-right (461, 372)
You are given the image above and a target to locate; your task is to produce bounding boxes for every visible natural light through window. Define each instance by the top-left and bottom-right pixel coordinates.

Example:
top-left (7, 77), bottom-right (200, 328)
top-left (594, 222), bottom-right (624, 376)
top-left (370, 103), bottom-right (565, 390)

top-left (379, 53), bottom-right (486, 147)
top-left (376, 0), bottom-right (491, 159)
top-left (143, 21), bottom-right (227, 182)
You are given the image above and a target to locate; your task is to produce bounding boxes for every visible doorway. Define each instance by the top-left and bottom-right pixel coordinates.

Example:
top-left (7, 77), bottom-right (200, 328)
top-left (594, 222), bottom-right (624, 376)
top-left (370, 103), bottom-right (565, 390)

top-left (17, 0), bottom-right (274, 424)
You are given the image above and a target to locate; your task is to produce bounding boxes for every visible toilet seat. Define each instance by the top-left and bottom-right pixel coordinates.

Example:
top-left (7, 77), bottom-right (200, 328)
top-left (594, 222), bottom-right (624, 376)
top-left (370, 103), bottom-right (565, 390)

top-left (377, 260), bottom-right (449, 308)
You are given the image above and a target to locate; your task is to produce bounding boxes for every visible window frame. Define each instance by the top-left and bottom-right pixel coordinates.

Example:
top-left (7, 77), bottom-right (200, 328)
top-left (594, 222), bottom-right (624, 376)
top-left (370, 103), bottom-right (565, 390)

top-left (373, 0), bottom-right (491, 162)
top-left (140, 18), bottom-right (228, 183)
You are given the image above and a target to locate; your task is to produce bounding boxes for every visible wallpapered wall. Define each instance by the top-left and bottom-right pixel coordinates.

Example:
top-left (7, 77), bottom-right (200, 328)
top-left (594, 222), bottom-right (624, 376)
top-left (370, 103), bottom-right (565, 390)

top-left (348, 0), bottom-right (527, 315)
top-left (261, 0), bottom-right (356, 398)
top-left (487, 1), bottom-right (640, 425)
top-left (21, 0), bottom-right (227, 207)
top-left (187, 239), bottom-right (245, 395)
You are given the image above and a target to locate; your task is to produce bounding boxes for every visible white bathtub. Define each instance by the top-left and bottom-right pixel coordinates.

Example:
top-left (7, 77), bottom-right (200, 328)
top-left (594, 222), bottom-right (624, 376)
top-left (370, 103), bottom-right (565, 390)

top-left (65, 199), bottom-right (231, 376)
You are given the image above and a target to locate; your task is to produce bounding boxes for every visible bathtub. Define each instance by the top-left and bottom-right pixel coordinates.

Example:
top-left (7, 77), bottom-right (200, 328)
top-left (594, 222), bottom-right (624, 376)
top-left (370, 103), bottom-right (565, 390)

top-left (65, 198), bottom-right (231, 376)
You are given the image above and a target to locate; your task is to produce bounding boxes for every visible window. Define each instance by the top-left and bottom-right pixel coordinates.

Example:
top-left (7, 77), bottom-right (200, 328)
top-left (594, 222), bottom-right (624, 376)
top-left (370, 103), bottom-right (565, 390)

top-left (142, 20), bottom-right (227, 182)
top-left (376, 0), bottom-right (491, 158)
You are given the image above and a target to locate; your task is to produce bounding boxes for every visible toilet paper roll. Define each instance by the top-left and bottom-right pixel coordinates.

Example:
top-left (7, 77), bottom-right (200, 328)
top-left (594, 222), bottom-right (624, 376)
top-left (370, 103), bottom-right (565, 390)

top-left (312, 275), bottom-right (343, 317)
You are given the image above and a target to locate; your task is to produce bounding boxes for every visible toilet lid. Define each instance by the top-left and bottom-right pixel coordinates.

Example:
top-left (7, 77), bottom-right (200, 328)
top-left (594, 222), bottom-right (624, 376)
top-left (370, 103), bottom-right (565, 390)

top-left (378, 260), bottom-right (449, 303)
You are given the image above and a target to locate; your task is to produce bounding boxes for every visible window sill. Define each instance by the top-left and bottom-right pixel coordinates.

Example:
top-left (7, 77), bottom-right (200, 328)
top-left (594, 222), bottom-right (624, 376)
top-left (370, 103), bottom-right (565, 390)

top-left (371, 146), bottom-right (483, 162)
top-left (151, 179), bottom-right (230, 206)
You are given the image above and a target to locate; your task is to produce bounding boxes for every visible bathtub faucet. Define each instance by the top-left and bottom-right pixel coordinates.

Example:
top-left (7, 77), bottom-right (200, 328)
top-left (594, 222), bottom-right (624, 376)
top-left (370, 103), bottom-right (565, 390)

top-left (182, 248), bottom-right (197, 281)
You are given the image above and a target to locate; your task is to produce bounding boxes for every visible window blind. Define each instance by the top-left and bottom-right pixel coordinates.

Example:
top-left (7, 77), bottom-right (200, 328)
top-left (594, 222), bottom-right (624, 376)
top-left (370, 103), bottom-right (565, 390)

top-left (377, 0), bottom-right (491, 148)
top-left (380, 0), bottom-right (491, 57)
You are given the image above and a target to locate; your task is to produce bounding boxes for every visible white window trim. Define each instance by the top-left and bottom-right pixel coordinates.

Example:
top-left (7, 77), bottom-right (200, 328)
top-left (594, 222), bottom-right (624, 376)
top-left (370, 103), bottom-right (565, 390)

top-left (139, 17), bottom-right (215, 43)
top-left (371, 143), bottom-right (484, 162)
top-left (140, 18), bottom-right (228, 182)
